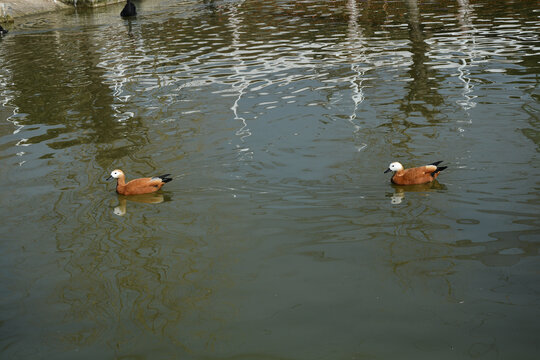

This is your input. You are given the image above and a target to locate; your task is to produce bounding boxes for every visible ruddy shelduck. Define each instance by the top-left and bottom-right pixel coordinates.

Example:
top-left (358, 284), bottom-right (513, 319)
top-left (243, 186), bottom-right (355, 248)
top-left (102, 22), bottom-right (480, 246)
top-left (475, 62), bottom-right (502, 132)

top-left (106, 169), bottom-right (172, 195)
top-left (384, 161), bottom-right (447, 185)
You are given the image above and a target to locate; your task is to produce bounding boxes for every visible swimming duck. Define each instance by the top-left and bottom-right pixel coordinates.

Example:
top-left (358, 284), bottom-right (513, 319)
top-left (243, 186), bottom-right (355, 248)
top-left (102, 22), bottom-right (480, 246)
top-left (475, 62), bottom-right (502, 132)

top-left (106, 169), bottom-right (172, 195)
top-left (120, 0), bottom-right (137, 17)
top-left (0, 25), bottom-right (7, 35)
top-left (384, 161), bottom-right (447, 185)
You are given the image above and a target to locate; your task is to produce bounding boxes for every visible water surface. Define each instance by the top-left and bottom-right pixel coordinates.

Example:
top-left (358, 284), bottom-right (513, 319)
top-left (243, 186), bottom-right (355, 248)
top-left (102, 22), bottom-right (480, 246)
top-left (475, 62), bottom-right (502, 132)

top-left (1, 0), bottom-right (539, 359)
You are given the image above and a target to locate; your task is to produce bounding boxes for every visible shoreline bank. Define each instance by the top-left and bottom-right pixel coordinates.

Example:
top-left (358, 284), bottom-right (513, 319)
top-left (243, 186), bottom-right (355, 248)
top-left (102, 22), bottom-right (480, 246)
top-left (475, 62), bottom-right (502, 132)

top-left (1, 0), bottom-right (70, 21)
top-left (0, 0), bottom-right (123, 23)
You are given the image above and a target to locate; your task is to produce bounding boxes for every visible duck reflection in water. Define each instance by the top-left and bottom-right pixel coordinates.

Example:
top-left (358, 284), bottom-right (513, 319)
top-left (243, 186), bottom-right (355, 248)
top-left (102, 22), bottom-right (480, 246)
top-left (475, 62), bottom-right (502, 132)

top-left (388, 181), bottom-right (446, 204)
top-left (113, 193), bottom-right (168, 216)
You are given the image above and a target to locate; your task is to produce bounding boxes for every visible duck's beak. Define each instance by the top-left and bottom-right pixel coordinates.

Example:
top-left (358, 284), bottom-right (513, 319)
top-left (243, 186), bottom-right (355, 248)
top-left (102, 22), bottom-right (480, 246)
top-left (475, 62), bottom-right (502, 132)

top-left (106, 175), bottom-right (113, 181)
top-left (384, 168), bottom-right (391, 173)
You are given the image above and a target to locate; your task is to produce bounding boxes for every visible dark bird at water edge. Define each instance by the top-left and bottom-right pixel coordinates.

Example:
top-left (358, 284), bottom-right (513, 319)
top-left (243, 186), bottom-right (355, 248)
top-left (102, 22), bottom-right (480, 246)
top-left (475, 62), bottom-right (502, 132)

top-left (121, 0), bottom-right (137, 17)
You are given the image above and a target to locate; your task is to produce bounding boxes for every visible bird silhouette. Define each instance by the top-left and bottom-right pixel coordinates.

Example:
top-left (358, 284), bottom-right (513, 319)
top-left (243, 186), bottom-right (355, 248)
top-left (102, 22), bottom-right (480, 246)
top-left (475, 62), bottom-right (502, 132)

top-left (120, 0), bottom-right (137, 17)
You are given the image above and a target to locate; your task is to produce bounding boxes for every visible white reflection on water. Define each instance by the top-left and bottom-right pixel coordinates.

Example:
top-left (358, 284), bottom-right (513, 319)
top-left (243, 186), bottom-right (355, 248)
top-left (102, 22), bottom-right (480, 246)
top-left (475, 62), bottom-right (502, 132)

top-left (98, 47), bottom-right (134, 122)
top-left (456, 0), bottom-right (478, 117)
top-left (345, 0), bottom-right (365, 138)
top-left (0, 63), bottom-right (27, 167)
top-left (227, 1), bottom-right (252, 160)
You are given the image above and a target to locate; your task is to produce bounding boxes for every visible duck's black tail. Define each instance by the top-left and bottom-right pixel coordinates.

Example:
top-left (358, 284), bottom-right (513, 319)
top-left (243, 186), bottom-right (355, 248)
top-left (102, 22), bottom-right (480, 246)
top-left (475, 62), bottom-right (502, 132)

top-left (155, 174), bottom-right (173, 183)
top-left (430, 161), bottom-right (447, 175)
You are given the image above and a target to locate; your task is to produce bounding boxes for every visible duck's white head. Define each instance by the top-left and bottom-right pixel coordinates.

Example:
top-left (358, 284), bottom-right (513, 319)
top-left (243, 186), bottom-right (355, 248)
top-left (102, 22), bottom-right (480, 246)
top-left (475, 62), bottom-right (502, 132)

top-left (384, 162), bottom-right (404, 173)
top-left (106, 169), bottom-right (124, 180)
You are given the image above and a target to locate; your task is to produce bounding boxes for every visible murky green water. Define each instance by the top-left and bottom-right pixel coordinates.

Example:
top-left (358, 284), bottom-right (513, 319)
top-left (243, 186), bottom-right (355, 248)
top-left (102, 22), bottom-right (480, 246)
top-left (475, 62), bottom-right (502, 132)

top-left (1, 0), bottom-right (539, 359)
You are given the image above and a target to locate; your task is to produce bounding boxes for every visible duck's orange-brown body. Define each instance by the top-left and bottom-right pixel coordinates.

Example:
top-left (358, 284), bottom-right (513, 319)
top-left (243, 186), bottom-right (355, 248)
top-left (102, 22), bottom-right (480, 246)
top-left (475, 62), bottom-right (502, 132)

top-left (107, 169), bottom-right (172, 195)
top-left (385, 161), bottom-right (447, 185)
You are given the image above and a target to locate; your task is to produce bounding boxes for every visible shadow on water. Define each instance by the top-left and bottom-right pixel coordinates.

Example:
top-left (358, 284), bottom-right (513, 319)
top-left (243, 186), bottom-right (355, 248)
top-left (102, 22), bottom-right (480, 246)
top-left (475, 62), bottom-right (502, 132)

top-left (377, 0), bottom-right (446, 153)
top-left (122, 17), bottom-right (135, 38)
top-left (401, 0), bottom-right (444, 123)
